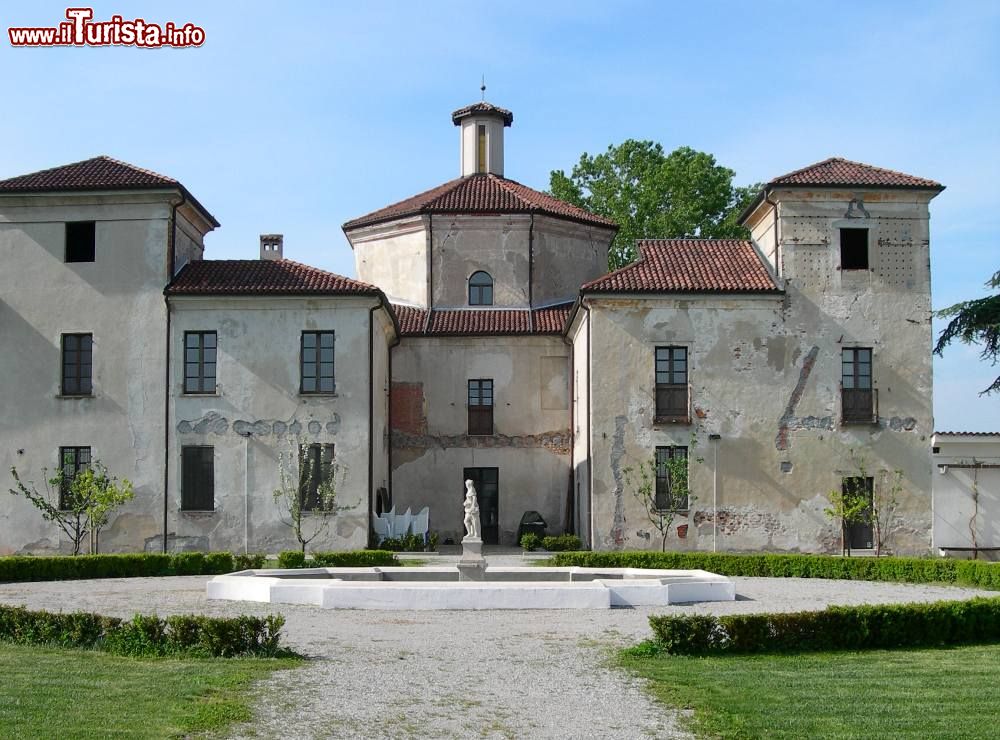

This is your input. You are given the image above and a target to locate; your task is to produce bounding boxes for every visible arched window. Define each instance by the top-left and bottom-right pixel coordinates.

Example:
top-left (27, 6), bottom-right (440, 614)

top-left (468, 271), bottom-right (493, 306)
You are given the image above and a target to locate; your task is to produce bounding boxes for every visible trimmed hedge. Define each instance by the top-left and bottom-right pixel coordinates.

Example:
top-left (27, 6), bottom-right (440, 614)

top-left (648, 597), bottom-right (1000, 655)
top-left (550, 551), bottom-right (1000, 590)
top-left (0, 604), bottom-right (287, 657)
top-left (0, 552), bottom-right (273, 583)
top-left (276, 550), bottom-right (398, 569)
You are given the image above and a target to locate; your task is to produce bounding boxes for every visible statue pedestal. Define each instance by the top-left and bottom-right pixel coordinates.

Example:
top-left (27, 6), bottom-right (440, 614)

top-left (458, 536), bottom-right (486, 581)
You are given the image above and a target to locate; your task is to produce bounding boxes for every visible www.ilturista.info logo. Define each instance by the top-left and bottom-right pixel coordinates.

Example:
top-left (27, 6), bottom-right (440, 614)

top-left (8, 7), bottom-right (205, 48)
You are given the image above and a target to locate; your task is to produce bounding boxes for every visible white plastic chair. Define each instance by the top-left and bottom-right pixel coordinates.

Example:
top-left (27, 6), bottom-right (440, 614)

top-left (411, 507), bottom-right (429, 544)
top-left (372, 516), bottom-right (390, 544)
top-left (397, 508), bottom-right (413, 538)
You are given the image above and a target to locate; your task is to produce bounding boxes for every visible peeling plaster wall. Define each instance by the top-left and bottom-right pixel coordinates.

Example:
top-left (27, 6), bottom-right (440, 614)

top-left (531, 216), bottom-right (614, 306)
top-left (167, 296), bottom-right (389, 553)
top-left (348, 217), bottom-right (428, 307)
top-left (932, 437), bottom-right (1000, 559)
top-left (0, 194), bottom-right (179, 554)
top-left (587, 190), bottom-right (935, 554)
top-left (390, 336), bottom-right (571, 544)
top-left (432, 215), bottom-right (531, 308)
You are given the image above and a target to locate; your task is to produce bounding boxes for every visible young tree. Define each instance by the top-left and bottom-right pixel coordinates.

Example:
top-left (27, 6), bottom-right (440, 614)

top-left (623, 443), bottom-right (700, 552)
top-left (272, 441), bottom-right (353, 555)
top-left (824, 479), bottom-right (870, 558)
top-left (823, 451), bottom-right (902, 557)
top-left (871, 468), bottom-right (903, 558)
top-left (549, 141), bottom-right (760, 270)
top-left (8, 461), bottom-right (134, 555)
top-left (934, 268), bottom-right (1000, 395)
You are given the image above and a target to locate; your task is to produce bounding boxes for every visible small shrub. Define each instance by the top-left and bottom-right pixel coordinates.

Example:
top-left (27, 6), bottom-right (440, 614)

top-left (233, 553), bottom-right (267, 570)
top-left (520, 533), bottom-right (541, 551)
top-left (376, 534), bottom-right (426, 552)
top-left (542, 534), bottom-right (583, 552)
top-left (427, 532), bottom-right (439, 552)
top-left (276, 550), bottom-right (306, 569)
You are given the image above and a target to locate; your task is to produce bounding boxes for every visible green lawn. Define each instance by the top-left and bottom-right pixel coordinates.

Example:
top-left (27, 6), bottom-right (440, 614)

top-left (0, 643), bottom-right (301, 739)
top-left (623, 644), bottom-right (1000, 739)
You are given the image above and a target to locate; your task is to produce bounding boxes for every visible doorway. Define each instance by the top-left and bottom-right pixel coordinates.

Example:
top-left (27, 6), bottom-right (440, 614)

top-left (843, 476), bottom-right (874, 551)
top-left (463, 467), bottom-right (499, 545)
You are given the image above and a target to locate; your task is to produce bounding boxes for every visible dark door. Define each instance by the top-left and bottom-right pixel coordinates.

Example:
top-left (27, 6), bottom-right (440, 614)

top-left (844, 477), bottom-right (874, 551)
top-left (463, 467), bottom-right (499, 545)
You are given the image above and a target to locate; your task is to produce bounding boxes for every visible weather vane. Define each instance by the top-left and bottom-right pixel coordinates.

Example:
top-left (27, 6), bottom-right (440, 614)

top-left (480, 75), bottom-right (486, 101)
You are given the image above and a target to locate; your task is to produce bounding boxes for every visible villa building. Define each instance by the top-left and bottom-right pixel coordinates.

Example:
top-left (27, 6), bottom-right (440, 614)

top-left (0, 99), bottom-right (945, 555)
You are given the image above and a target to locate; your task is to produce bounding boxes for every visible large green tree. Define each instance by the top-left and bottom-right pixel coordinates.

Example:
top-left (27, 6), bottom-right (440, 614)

top-left (934, 269), bottom-right (1000, 395)
top-left (550, 141), bottom-right (760, 270)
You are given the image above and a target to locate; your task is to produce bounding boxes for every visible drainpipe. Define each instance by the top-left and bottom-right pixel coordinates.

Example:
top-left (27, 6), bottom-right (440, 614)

top-left (238, 430), bottom-right (251, 554)
top-left (368, 303), bottom-right (377, 547)
top-left (162, 195), bottom-right (185, 553)
top-left (528, 213), bottom-right (535, 329)
top-left (709, 434), bottom-right (721, 551)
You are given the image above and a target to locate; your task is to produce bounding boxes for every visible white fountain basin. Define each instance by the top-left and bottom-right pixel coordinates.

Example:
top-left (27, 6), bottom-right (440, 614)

top-left (206, 566), bottom-right (735, 610)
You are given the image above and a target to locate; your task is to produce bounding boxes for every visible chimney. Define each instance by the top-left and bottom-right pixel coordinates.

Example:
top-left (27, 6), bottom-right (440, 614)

top-left (259, 234), bottom-right (283, 260)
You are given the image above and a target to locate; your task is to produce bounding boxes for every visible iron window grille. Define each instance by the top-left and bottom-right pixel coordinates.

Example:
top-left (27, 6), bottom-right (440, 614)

top-left (58, 446), bottom-right (91, 510)
top-left (654, 446), bottom-right (689, 511)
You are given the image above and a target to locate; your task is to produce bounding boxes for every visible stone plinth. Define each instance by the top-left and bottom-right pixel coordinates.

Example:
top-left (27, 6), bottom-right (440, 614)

top-left (457, 537), bottom-right (486, 581)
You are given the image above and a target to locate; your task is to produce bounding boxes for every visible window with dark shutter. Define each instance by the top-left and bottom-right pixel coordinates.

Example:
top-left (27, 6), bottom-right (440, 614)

top-left (65, 222), bottom-right (95, 263)
top-left (840, 228), bottom-right (869, 270)
top-left (842, 347), bottom-right (874, 423)
top-left (61, 333), bottom-right (93, 396)
top-left (655, 346), bottom-right (688, 421)
top-left (184, 331), bottom-right (217, 394)
top-left (58, 446), bottom-right (91, 510)
top-left (301, 331), bottom-right (335, 394)
top-left (468, 379), bottom-right (494, 435)
top-left (181, 446), bottom-right (214, 511)
top-left (299, 443), bottom-right (335, 511)
top-left (654, 446), bottom-right (688, 511)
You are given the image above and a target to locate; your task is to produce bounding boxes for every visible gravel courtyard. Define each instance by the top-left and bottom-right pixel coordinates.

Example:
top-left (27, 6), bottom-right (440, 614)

top-left (0, 572), bottom-right (992, 739)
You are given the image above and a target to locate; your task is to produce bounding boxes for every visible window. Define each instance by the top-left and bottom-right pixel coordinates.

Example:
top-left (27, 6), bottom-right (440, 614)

top-left (65, 221), bottom-right (95, 263)
top-left (58, 446), bottom-right (91, 510)
top-left (477, 124), bottom-right (487, 173)
top-left (655, 346), bottom-right (688, 421)
top-left (840, 228), bottom-right (869, 270)
top-left (655, 446), bottom-right (689, 511)
top-left (842, 347), bottom-right (874, 423)
top-left (184, 332), bottom-right (217, 394)
top-left (299, 443), bottom-right (335, 511)
top-left (181, 446), bottom-right (214, 511)
top-left (468, 379), bottom-right (494, 435)
top-left (468, 271), bottom-right (493, 306)
top-left (61, 333), bottom-right (93, 396)
top-left (301, 331), bottom-right (335, 394)
top-left (843, 476), bottom-right (874, 550)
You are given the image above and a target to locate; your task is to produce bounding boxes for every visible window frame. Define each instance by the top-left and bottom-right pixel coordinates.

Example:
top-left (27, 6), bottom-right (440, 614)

top-left (839, 227), bottom-right (869, 271)
top-left (841, 347), bottom-right (875, 424)
top-left (477, 124), bottom-right (487, 173)
top-left (299, 443), bottom-right (335, 512)
top-left (654, 346), bottom-right (689, 423)
top-left (468, 271), bottom-right (494, 306)
top-left (654, 446), bottom-right (689, 512)
top-left (300, 330), bottom-right (336, 395)
top-left (181, 446), bottom-right (215, 512)
top-left (58, 446), bottom-right (91, 511)
top-left (468, 378), bottom-right (494, 436)
top-left (61, 333), bottom-right (93, 396)
top-left (65, 221), bottom-right (96, 263)
top-left (183, 331), bottom-right (217, 394)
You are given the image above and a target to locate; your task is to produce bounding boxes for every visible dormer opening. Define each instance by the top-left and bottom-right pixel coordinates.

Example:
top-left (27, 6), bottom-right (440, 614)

top-left (477, 125), bottom-right (487, 174)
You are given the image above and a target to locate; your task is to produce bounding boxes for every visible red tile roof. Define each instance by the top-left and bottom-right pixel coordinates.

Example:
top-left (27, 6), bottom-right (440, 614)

top-left (0, 155), bottom-right (220, 226)
top-left (343, 173), bottom-right (617, 230)
top-left (768, 157), bottom-right (943, 189)
top-left (582, 239), bottom-right (781, 294)
top-left (451, 101), bottom-right (514, 126)
top-left (391, 303), bottom-right (574, 337)
top-left (166, 259), bottom-right (380, 297)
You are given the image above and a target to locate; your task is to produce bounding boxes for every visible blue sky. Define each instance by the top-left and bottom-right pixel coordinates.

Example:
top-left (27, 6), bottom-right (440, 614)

top-left (2, 1), bottom-right (998, 430)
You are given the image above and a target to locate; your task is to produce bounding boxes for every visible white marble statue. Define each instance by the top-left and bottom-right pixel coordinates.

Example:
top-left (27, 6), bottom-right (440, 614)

top-left (463, 479), bottom-right (481, 541)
